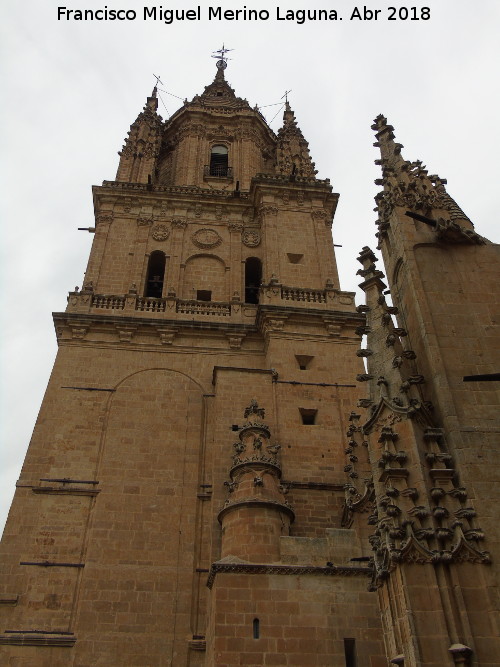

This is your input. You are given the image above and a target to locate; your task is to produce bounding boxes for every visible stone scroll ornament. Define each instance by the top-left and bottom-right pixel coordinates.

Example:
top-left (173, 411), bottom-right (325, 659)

top-left (191, 228), bottom-right (222, 249)
top-left (151, 224), bottom-right (170, 242)
top-left (242, 229), bottom-right (261, 248)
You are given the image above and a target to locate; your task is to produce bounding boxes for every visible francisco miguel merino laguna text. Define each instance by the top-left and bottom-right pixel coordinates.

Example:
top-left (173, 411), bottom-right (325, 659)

top-left (57, 6), bottom-right (431, 23)
top-left (57, 6), bottom-right (340, 23)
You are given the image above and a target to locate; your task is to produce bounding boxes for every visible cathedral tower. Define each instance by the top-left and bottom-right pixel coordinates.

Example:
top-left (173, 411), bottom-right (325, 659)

top-left (0, 60), bottom-right (385, 666)
top-left (2, 59), bottom-right (498, 667)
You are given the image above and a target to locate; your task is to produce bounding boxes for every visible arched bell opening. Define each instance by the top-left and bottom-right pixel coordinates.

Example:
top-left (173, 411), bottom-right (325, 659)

top-left (144, 251), bottom-right (166, 298)
top-left (245, 257), bottom-right (262, 304)
top-left (210, 144), bottom-right (229, 177)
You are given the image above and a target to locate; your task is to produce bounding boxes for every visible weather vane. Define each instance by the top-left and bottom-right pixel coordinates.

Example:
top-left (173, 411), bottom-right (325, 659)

top-left (281, 90), bottom-right (292, 104)
top-left (153, 73), bottom-right (164, 87)
top-left (211, 43), bottom-right (233, 70)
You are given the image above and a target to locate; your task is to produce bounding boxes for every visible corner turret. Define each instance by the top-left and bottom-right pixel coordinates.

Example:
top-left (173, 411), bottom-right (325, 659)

top-left (276, 102), bottom-right (318, 180)
top-left (116, 87), bottom-right (163, 183)
top-left (218, 400), bottom-right (294, 563)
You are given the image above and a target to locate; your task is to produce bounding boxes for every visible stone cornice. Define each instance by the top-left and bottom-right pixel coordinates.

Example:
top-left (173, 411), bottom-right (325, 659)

top-left (207, 562), bottom-right (372, 589)
top-left (164, 103), bottom-right (276, 145)
top-left (94, 182), bottom-right (251, 202)
top-left (251, 173), bottom-right (335, 195)
top-left (256, 304), bottom-right (365, 327)
top-left (0, 633), bottom-right (76, 647)
top-left (54, 312), bottom-right (258, 336)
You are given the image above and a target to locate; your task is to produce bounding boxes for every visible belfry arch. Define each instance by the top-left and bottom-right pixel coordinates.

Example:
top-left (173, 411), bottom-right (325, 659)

top-left (244, 257), bottom-right (262, 304)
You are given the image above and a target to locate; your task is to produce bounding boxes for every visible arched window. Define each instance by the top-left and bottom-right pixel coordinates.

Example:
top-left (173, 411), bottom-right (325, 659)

top-left (245, 257), bottom-right (262, 304)
top-left (210, 145), bottom-right (229, 177)
top-left (145, 251), bottom-right (166, 298)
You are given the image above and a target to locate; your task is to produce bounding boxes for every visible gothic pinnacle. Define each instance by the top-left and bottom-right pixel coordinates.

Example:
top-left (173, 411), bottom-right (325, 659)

top-left (146, 86), bottom-right (159, 112)
top-left (276, 101), bottom-right (317, 179)
top-left (372, 116), bottom-right (477, 233)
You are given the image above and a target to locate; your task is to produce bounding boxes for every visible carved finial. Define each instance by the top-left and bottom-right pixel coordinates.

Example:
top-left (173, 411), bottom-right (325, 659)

top-left (357, 246), bottom-right (378, 267)
top-left (371, 114), bottom-right (405, 165)
top-left (244, 399), bottom-right (265, 420)
top-left (146, 81), bottom-right (159, 112)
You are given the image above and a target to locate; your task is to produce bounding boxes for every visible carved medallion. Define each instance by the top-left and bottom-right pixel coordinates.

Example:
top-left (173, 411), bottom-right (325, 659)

top-left (151, 224), bottom-right (170, 242)
top-left (192, 228), bottom-right (222, 249)
top-left (242, 230), bottom-right (261, 248)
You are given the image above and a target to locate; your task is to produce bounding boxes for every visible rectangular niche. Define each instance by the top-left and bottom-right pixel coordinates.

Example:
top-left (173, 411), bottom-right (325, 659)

top-left (196, 290), bottom-right (212, 301)
top-left (299, 408), bottom-right (317, 425)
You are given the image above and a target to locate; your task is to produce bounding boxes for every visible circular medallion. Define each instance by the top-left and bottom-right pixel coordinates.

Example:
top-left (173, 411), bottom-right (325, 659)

top-left (192, 228), bottom-right (222, 249)
top-left (151, 224), bottom-right (170, 242)
top-left (242, 230), bottom-right (261, 248)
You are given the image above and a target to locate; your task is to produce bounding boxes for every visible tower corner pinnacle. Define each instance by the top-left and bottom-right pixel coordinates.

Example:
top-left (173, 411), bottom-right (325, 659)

top-left (276, 101), bottom-right (318, 180)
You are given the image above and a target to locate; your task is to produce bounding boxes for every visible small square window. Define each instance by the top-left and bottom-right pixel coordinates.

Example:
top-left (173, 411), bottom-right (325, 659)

top-left (197, 290), bottom-right (212, 302)
top-left (299, 408), bottom-right (317, 425)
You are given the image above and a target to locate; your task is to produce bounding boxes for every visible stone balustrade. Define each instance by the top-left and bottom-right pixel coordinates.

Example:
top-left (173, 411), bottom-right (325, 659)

top-left (281, 286), bottom-right (327, 303)
top-left (92, 294), bottom-right (126, 310)
top-left (176, 299), bottom-right (231, 316)
top-left (65, 285), bottom-right (355, 320)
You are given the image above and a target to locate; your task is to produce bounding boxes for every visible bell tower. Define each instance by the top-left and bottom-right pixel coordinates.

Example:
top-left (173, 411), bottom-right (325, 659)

top-left (0, 59), bottom-right (387, 666)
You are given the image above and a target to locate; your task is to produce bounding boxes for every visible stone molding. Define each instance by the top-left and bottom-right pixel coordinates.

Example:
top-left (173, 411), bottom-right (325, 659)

top-left (0, 633), bottom-right (76, 647)
top-left (207, 562), bottom-right (371, 589)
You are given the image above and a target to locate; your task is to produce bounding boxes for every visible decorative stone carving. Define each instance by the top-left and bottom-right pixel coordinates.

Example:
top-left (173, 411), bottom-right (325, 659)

top-left (137, 216), bottom-right (154, 226)
top-left (192, 228), bottom-right (222, 249)
top-left (258, 205), bottom-right (278, 218)
top-left (172, 218), bottom-right (187, 229)
top-left (311, 209), bottom-right (327, 223)
top-left (228, 222), bottom-right (243, 233)
top-left (157, 327), bottom-right (177, 345)
top-left (96, 212), bottom-right (113, 226)
top-left (157, 202), bottom-right (168, 219)
top-left (115, 327), bottom-right (137, 343)
top-left (151, 224), bottom-right (170, 242)
top-left (244, 399), bottom-right (265, 420)
top-left (226, 334), bottom-right (245, 350)
top-left (70, 324), bottom-right (88, 340)
top-left (242, 229), bottom-right (261, 247)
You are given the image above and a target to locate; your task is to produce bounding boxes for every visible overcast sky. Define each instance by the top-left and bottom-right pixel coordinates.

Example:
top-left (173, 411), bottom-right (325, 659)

top-left (1, 0), bottom-right (499, 533)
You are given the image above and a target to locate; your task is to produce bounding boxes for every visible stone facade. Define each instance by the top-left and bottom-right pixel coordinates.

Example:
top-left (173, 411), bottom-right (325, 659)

top-left (0, 64), bottom-right (498, 666)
